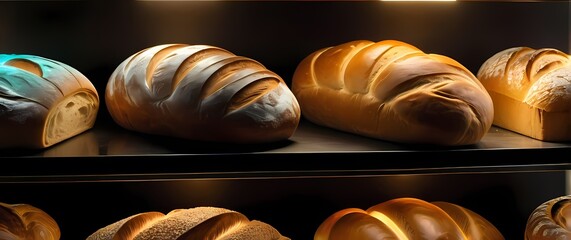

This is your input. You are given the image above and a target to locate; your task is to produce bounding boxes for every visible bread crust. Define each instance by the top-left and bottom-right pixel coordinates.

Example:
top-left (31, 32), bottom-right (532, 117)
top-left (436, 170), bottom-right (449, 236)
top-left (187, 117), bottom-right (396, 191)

top-left (525, 195), bottom-right (571, 240)
top-left (0, 54), bottom-right (99, 148)
top-left (315, 197), bottom-right (504, 240)
top-left (106, 44), bottom-right (300, 144)
top-left (0, 202), bottom-right (61, 240)
top-left (292, 40), bottom-right (493, 146)
top-left (87, 206), bottom-right (289, 240)
top-left (477, 47), bottom-right (571, 141)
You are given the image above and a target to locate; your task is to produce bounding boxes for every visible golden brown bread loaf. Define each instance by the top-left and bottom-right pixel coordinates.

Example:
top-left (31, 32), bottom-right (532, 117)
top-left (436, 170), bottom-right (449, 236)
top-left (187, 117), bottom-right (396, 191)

top-left (86, 206), bottom-right (290, 240)
top-left (292, 40), bottom-right (493, 146)
top-left (0, 202), bottom-right (60, 240)
top-left (477, 47), bottom-right (571, 141)
top-left (315, 197), bottom-right (504, 240)
top-left (314, 198), bottom-right (504, 240)
top-left (0, 54), bottom-right (99, 148)
top-left (526, 195), bottom-right (571, 240)
top-left (106, 44), bottom-right (301, 143)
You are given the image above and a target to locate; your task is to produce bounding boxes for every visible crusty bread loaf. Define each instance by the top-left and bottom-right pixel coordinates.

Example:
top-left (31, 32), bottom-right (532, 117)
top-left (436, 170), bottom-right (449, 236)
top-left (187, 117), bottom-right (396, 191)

top-left (525, 195), bottom-right (571, 240)
top-left (315, 197), bottom-right (504, 240)
top-left (0, 54), bottom-right (99, 148)
top-left (86, 206), bottom-right (290, 240)
top-left (477, 47), bottom-right (571, 141)
top-left (292, 40), bottom-right (493, 146)
top-left (106, 44), bottom-right (301, 143)
top-left (0, 202), bottom-right (60, 240)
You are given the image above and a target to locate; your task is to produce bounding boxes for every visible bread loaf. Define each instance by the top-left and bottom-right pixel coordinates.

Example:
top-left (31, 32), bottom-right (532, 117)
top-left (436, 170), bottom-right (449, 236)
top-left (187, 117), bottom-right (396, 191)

top-left (106, 44), bottom-right (301, 143)
top-left (86, 206), bottom-right (289, 240)
top-left (291, 40), bottom-right (493, 146)
top-left (315, 197), bottom-right (504, 240)
top-left (525, 195), bottom-right (571, 240)
top-left (0, 54), bottom-right (99, 148)
top-left (0, 202), bottom-right (60, 240)
top-left (477, 47), bottom-right (571, 141)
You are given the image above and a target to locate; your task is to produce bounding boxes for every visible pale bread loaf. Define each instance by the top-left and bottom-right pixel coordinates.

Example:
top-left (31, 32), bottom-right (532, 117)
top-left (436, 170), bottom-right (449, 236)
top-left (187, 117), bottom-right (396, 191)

top-left (0, 202), bottom-right (60, 240)
top-left (106, 44), bottom-right (300, 143)
top-left (87, 206), bottom-right (289, 240)
top-left (477, 47), bottom-right (571, 141)
top-left (0, 54), bottom-right (99, 148)
top-left (292, 40), bottom-right (493, 146)
top-left (525, 195), bottom-right (571, 240)
top-left (315, 197), bottom-right (504, 240)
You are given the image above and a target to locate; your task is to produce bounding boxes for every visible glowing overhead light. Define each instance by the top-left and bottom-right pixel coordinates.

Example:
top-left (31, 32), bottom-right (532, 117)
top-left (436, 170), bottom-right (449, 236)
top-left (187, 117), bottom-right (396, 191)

top-left (381, 0), bottom-right (456, 1)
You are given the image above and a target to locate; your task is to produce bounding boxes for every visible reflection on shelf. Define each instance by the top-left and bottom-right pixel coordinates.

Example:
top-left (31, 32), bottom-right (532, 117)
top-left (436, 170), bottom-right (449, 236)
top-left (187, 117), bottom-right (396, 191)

top-left (1, 120), bottom-right (571, 158)
top-left (42, 130), bottom-right (99, 157)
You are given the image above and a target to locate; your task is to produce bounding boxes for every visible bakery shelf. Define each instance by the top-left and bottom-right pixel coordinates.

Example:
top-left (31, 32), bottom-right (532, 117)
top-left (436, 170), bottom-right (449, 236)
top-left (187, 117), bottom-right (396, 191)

top-left (0, 1), bottom-right (568, 183)
top-left (0, 2), bottom-right (569, 240)
top-left (1, 117), bottom-right (570, 182)
top-left (0, 157), bottom-right (566, 240)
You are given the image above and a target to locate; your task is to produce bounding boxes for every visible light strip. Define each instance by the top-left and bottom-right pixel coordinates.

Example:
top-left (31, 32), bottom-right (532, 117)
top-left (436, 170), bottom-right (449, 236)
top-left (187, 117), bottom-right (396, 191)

top-left (381, 0), bottom-right (456, 1)
top-left (369, 211), bottom-right (409, 240)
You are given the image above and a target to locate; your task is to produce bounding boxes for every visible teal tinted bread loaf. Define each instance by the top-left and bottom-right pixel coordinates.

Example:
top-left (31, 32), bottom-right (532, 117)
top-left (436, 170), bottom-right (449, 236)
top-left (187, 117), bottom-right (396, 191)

top-left (0, 54), bottom-right (99, 148)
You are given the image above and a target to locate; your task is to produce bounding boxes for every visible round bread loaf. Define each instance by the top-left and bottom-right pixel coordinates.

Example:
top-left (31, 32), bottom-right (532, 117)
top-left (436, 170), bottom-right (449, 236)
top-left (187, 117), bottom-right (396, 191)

top-left (106, 44), bottom-right (301, 144)
top-left (525, 195), bottom-right (571, 240)
top-left (315, 197), bottom-right (504, 240)
top-left (87, 206), bottom-right (289, 240)
top-left (0, 202), bottom-right (60, 240)
top-left (0, 54), bottom-right (99, 148)
top-left (292, 40), bottom-right (494, 146)
top-left (477, 47), bottom-right (571, 141)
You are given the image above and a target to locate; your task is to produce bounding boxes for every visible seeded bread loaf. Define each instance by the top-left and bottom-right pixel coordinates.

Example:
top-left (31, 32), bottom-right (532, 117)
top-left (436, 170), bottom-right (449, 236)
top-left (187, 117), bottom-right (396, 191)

top-left (87, 206), bottom-right (289, 240)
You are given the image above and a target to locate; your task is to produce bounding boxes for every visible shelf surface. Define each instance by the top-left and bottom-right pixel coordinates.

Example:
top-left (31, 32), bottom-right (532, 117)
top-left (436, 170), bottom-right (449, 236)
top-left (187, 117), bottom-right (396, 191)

top-left (0, 0), bottom-right (568, 181)
top-left (1, 119), bottom-right (570, 181)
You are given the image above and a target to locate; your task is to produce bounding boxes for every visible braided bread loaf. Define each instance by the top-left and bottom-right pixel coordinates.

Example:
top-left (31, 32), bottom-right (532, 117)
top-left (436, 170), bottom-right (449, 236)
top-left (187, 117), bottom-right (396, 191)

top-left (525, 195), bottom-right (571, 240)
top-left (87, 206), bottom-right (289, 240)
top-left (106, 44), bottom-right (300, 143)
top-left (0, 202), bottom-right (60, 240)
top-left (477, 47), bottom-right (571, 141)
top-left (0, 54), bottom-right (99, 148)
top-left (316, 197), bottom-right (504, 240)
top-left (291, 40), bottom-right (493, 146)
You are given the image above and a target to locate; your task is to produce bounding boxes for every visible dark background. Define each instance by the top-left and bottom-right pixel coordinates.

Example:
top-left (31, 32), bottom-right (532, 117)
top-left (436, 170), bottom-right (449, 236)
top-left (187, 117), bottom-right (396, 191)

top-left (0, 0), bottom-right (568, 122)
top-left (0, 172), bottom-right (567, 240)
top-left (0, 1), bottom-right (569, 240)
